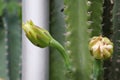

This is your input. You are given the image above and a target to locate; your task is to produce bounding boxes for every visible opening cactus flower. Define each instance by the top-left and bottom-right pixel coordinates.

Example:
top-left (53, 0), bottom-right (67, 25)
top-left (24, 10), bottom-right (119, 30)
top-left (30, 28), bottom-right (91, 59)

top-left (89, 36), bottom-right (113, 59)
top-left (22, 20), bottom-right (71, 69)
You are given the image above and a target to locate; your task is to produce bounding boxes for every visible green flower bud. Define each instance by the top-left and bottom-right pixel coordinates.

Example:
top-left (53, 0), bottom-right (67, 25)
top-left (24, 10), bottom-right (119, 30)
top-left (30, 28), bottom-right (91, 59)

top-left (89, 36), bottom-right (113, 60)
top-left (22, 20), bottom-right (52, 48)
top-left (22, 20), bottom-right (71, 69)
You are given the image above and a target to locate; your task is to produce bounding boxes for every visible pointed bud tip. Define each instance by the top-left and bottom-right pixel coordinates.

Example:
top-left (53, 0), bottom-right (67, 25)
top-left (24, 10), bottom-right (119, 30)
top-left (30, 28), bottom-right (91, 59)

top-left (22, 20), bottom-right (33, 33)
top-left (22, 20), bottom-right (52, 48)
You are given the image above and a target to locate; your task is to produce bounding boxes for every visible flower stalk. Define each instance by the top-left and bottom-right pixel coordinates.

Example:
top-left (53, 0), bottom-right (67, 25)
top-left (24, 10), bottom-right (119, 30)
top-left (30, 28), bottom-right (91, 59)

top-left (49, 39), bottom-right (71, 70)
top-left (93, 59), bottom-right (104, 80)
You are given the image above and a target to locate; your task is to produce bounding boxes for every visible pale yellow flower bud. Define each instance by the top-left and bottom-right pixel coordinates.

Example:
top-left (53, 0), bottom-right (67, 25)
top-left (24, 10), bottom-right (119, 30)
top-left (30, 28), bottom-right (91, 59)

top-left (89, 36), bottom-right (113, 59)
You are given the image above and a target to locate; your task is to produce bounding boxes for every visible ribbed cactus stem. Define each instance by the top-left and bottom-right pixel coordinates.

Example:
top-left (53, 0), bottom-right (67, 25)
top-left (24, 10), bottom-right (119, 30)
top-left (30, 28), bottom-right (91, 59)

top-left (109, 0), bottom-right (120, 79)
top-left (50, 39), bottom-right (71, 70)
top-left (6, 1), bottom-right (22, 79)
top-left (0, 17), bottom-right (9, 80)
top-left (64, 0), bottom-right (93, 80)
top-left (49, 0), bottom-right (67, 79)
top-left (93, 60), bottom-right (103, 80)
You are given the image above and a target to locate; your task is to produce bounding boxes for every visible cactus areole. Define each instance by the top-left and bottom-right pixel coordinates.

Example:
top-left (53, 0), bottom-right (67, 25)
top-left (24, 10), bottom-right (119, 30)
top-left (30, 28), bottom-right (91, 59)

top-left (89, 36), bottom-right (113, 60)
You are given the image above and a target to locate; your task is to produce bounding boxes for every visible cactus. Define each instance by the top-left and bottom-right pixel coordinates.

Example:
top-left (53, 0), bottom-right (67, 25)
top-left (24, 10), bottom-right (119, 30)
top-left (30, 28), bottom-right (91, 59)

top-left (21, 0), bottom-right (120, 80)
top-left (0, 16), bottom-right (9, 80)
top-left (2, 0), bottom-right (120, 80)
top-left (108, 0), bottom-right (120, 80)
top-left (49, 0), bottom-right (67, 80)
top-left (0, 0), bottom-right (21, 80)
top-left (86, 1), bottom-right (104, 80)
top-left (64, 0), bottom-right (104, 80)
top-left (102, 0), bottom-right (113, 80)
top-left (7, 15), bottom-right (21, 80)
top-left (64, 0), bottom-right (92, 80)
top-left (6, 0), bottom-right (21, 80)
top-left (102, 0), bottom-right (113, 38)
top-left (22, 0), bottom-right (120, 80)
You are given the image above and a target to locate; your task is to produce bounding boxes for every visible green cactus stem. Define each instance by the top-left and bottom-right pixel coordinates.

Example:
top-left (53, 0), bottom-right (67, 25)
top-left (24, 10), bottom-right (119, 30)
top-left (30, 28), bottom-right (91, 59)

top-left (102, 0), bottom-right (113, 38)
top-left (4, 0), bottom-right (22, 79)
top-left (64, 0), bottom-right (104, 80)
top-left (109, 0), bottom-right (120, 79)
top-left (0, 0), bottom-right (21, 80)
top-left (102, 1), bottom-right (113, 79)
top-left (49, 0), bottom-right (68, 79)
top-left (88, 0), bottom-right (103, 36)
top-left (0, 17), bottom-right (9, 80)
top-left (7, 15), bottom-right (22, 80)
top-left (93, 59), bottom-right (103, 80)
top-left (50, 39), bottom-right (71, 69)
top-left (88, 0), bottom-right (104, 80)
top-left (64, 0), bottom-right (93, 80)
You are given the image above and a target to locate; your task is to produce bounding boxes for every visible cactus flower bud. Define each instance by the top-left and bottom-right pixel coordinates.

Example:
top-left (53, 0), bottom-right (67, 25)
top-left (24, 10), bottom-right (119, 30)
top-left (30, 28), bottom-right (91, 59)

top-left (89, 36), bottom-right (113, 59)
top-left (22, 20), bottom-right (52, 48)
top-left (22, 20), bottom-right (71, 69)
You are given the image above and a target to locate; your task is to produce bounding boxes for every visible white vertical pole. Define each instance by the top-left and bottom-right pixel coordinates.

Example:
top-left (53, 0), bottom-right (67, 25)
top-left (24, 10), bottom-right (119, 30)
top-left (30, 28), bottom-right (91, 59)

top-left (22, 0), bottom-right (49, 80)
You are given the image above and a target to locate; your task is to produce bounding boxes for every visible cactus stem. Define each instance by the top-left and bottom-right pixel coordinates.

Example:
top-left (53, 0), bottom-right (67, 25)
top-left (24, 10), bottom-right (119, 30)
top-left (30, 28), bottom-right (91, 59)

top-left (93, 59), bottom-right (104, 80)
top-left (50, 39), bottom-right (71, 70)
